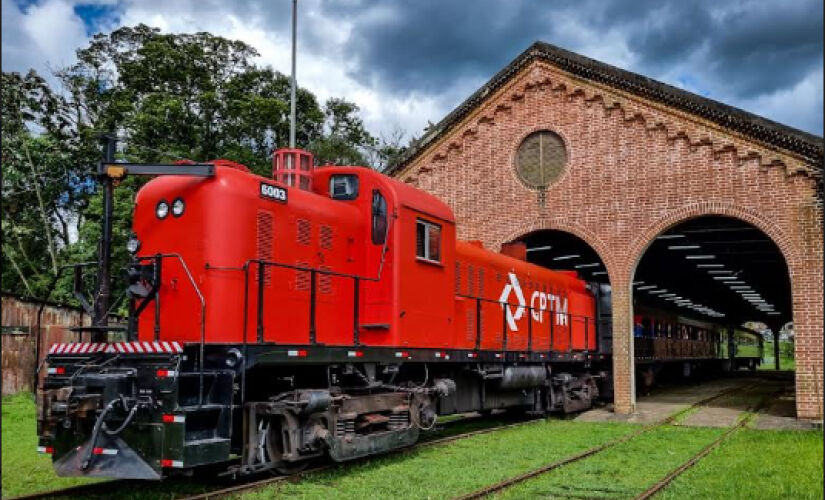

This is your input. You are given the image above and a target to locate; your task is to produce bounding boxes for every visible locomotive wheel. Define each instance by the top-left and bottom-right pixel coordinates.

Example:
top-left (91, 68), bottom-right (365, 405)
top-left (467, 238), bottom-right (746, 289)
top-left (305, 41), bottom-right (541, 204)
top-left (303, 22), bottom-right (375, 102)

top-left (260, 416), bottom-right (308, 475)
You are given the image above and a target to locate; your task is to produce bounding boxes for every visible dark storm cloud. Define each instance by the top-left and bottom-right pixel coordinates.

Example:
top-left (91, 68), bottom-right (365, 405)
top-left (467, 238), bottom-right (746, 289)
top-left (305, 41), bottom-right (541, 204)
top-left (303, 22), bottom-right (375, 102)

top-left (319, 0), bottom-right (564, 93)
top-left (313, 0), bottom-right (822, 132)
top-left (624, 0), bottom-right (823, 98)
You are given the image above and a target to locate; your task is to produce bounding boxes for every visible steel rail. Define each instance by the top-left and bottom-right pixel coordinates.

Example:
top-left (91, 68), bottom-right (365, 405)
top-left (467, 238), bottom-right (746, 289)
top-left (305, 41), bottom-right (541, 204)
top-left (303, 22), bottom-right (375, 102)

top-left (176, 412), bottom-right (551, 500)
top-left (449, 381), bottom-right (761, 500)
top-left (4, 412), bottom-right (538, 500)
top-left (632, 386), bottom-right (784, 500)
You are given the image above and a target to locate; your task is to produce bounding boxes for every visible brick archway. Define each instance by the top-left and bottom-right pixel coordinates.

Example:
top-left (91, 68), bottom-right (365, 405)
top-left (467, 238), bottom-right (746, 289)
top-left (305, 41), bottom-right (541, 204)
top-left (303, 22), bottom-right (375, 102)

top-left (624, 202), bottom-right (822, 419)
top-left (626, 201), bottom-right (800, 276)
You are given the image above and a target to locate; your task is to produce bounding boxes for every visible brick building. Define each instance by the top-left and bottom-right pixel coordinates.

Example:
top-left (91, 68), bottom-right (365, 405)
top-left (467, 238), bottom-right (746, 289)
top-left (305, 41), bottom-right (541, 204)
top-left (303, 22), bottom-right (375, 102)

top-left (388, 42), bottom-right (823, 420)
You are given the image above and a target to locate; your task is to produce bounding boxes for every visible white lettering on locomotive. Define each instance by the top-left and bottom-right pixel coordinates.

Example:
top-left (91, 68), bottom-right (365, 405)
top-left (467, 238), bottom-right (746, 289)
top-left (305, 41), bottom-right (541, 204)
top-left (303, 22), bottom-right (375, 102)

top-left (530, 290), bottom-right (569, 326)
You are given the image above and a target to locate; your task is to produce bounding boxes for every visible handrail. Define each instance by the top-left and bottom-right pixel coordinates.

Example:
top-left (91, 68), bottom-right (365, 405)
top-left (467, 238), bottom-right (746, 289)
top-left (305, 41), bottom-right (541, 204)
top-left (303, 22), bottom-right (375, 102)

top-left (205, 259), bottom-right (598, 355)
top-left (454, 293), bottom-right (596, 353)
top-left (136, 253), bottom-right (206, 406)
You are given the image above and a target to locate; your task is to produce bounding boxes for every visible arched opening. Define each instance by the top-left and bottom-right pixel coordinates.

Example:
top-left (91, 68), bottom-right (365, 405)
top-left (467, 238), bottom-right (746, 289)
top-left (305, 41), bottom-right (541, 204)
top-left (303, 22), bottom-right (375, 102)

top-left (518, 230), bottom-right (611, 286)
top-left (514, 229), bottom-right (615, 401)
top-left (631, 215), bottom-right (794, 415)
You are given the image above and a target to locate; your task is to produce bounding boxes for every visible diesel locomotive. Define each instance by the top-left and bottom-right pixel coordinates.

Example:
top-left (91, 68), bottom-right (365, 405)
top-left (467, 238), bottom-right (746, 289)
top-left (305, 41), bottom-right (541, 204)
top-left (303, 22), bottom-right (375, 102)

top-left (36, 148), bottom-right (762, 479)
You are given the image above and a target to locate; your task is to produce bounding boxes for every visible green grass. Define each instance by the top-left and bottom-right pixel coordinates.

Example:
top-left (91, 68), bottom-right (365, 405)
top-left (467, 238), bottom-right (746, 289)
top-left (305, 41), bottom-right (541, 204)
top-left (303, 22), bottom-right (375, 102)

top-left (760, 341), bottom-right (796, 371)
top-left (492, 425), bottom-right (725, 499)
top-left (657, 429), bottom-right (823, 500)
top-left (242, 419), bottom-right (637, 500)
top-left (1, 393), bottom-right (101, 498)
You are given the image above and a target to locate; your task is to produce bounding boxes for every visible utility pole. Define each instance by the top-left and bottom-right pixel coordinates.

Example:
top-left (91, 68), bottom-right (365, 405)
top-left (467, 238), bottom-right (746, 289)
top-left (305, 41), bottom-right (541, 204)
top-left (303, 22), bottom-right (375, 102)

top-left (289, 0), bottom-right (298, 148)
top-left (92, 134), bottom-right (116, 341)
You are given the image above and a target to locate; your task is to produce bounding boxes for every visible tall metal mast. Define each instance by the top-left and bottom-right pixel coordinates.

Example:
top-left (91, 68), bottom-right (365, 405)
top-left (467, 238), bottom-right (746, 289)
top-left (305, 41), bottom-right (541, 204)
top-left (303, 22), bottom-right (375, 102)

top-left (289, 0), bottom-right (298, 148)
top-left (92, 134), bottom-right (116, 341)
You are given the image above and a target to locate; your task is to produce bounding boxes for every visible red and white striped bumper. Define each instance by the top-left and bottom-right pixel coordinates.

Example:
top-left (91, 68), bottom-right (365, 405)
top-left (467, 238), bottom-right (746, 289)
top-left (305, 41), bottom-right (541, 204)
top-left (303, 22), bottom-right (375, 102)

top-left (48, 341), bottom-right (184, 355)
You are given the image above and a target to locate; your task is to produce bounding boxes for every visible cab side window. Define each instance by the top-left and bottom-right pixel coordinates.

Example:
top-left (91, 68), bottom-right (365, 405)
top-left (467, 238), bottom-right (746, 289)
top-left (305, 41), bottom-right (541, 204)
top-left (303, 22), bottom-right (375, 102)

top-left (330, 174), bottom-right (359, 200)
top-left (416, 219), bottom-right (441, 263)
top-left (371, 190), bottom-right (387, 245)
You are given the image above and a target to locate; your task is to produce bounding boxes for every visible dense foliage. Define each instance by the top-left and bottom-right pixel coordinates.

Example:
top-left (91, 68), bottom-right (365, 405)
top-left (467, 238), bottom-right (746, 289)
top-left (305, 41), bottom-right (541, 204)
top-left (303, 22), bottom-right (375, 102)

top-left (1, 25), bottom-right (408, 308)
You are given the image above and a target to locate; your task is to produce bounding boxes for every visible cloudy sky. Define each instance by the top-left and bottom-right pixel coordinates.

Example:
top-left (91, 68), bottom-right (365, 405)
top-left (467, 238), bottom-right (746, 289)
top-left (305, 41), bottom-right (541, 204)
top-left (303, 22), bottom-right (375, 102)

top-left (3, 0), bottom-right (823, 141)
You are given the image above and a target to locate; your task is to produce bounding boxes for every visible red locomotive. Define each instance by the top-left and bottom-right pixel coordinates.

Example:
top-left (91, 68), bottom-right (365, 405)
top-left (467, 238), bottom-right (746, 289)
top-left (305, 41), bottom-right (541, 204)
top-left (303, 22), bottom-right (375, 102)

top-left (36, 148), bottom-right (754, 479)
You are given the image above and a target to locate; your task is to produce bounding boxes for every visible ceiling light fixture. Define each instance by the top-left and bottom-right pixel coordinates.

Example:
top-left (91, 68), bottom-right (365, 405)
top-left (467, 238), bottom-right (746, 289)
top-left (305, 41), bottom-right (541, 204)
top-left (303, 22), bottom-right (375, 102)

top-left (686, 255), bottom-right (716, 260)
top-left (553, 254), bottom-right (580, 261)
top-left (526, 245), bottom-right (552, 253)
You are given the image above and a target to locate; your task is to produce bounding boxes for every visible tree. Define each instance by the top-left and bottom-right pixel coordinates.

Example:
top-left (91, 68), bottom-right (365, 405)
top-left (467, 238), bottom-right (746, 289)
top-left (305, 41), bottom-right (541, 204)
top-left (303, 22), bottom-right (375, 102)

top-left (1, 72), bottom-right (90, 300)
top-left (2, 25), bottom-right (381, 307)
top-left (367, 126), bottom-right (409, 172)
top-left (310, 98), bottom-right (376, 166)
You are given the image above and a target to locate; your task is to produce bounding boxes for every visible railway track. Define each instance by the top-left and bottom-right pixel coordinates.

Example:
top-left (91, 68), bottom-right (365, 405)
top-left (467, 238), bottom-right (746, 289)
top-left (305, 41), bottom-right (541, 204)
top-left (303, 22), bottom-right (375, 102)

top-left (8, 381), bottom-right (775, 500)
top-left (451, 381), bottom-right (765, 500)
top-left (177, 411), bottom-right (550, 500)
top-left (4, 410), bottom-right (543, 500)
top-left (632, 386), bottom-right (782, 500)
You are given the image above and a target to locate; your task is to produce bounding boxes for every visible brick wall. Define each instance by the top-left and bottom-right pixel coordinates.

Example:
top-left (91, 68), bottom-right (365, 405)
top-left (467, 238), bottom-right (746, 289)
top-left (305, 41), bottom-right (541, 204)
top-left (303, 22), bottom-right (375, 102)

top-left (396, 61), bottom-right (824, 420)
top-left (1, 294), bottom-right (90, 395)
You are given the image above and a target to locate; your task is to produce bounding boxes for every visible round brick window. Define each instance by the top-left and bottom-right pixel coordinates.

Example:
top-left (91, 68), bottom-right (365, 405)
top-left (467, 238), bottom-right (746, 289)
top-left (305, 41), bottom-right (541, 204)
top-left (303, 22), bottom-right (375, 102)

top-left (515, 130), bottom-right (567, 188)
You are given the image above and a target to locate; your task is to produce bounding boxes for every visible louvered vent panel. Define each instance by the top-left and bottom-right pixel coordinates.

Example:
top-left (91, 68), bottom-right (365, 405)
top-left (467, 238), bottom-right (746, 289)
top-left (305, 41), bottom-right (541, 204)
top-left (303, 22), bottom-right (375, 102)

top-left (467, 265), bottom-right (475, 296)
top-left (319, 266), bottom-right (333, 294)
top-left (297, 219), bottom-right (312, 246)
top-left (478, 268), bottom-right (485, 296)
top-left (455, 262), bottom-right (461, 294)
top-left (320, 225), bottom-right (334, 250)
top-left (256, 211), bottom-right (274, 285)
top-left (295, 261), bottom-right (310, 291)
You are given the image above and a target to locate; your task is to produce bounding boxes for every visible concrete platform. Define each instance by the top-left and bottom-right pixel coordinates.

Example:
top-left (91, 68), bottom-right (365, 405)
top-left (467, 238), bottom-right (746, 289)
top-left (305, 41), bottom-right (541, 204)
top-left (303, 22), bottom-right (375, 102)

top-left (576, 375), bottom-right (818, 430)
top-left (681, 380), bottom-right (785, 428)
top-left (754, 387), bottom-right (821, 431)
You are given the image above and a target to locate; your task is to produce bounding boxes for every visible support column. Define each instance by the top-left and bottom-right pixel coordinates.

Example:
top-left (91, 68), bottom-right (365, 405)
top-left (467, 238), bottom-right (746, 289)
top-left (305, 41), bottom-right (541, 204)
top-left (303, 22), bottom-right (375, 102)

top-left (793, 273), bottom-right (824, 420)
top-left (611, 279), bottom-right (635, 414)
top-left (771, 322), bottom-right (781, 371)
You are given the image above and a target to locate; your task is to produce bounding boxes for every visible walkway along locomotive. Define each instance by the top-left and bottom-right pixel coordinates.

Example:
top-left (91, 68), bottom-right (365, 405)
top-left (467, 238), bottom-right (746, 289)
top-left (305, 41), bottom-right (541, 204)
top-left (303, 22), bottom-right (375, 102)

top-left (36, 148), bottom-right (762, 479)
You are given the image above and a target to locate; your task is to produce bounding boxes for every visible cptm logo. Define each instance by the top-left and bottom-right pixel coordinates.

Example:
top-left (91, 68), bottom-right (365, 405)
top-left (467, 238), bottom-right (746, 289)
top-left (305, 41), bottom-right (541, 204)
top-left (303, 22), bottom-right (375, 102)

top-left (499, 272), bottom-right (569, 332)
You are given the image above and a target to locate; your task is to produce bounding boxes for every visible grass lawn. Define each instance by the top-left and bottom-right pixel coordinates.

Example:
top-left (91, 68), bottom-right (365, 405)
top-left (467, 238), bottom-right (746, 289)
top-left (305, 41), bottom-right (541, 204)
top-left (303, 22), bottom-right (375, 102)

top-left (1, 393), bottom-right (101, 498)
top-left (492, 425), bottom-right (725, 499)
top-left (243, 419), bottom-right (637, 500)
top-left (3, 391), bottom-right (820, 500)
top-left (760, 341), bottom-right (796, 371)
top-left (658, 428), bottom-right (824, 500)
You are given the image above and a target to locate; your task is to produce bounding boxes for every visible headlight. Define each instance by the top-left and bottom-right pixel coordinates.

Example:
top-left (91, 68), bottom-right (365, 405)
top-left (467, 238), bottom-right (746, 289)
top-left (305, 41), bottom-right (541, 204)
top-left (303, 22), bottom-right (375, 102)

top-left (127, 234), bottom-right (141, 254)
top-left (172, 198), bottom-right (185, 217)
top-left (156, 200), bottom-right (169, 219)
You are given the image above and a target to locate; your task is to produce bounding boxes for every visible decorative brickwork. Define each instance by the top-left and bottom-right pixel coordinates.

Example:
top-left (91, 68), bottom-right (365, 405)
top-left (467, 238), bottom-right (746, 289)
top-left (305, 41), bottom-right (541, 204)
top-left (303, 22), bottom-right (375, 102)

top-left (394, 58), bottom-right (823, 420)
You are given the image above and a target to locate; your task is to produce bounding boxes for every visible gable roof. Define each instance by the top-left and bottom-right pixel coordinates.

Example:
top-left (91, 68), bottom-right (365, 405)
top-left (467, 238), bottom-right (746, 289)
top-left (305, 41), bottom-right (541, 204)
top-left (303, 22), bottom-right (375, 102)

top-left (388, 41), bottom-right (823, 176)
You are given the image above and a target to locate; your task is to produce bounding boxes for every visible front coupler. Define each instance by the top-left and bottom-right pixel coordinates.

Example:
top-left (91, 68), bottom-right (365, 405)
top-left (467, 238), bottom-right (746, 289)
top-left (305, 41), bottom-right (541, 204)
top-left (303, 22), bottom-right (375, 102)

top-left (37, 344), bottom-right (231, 479)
